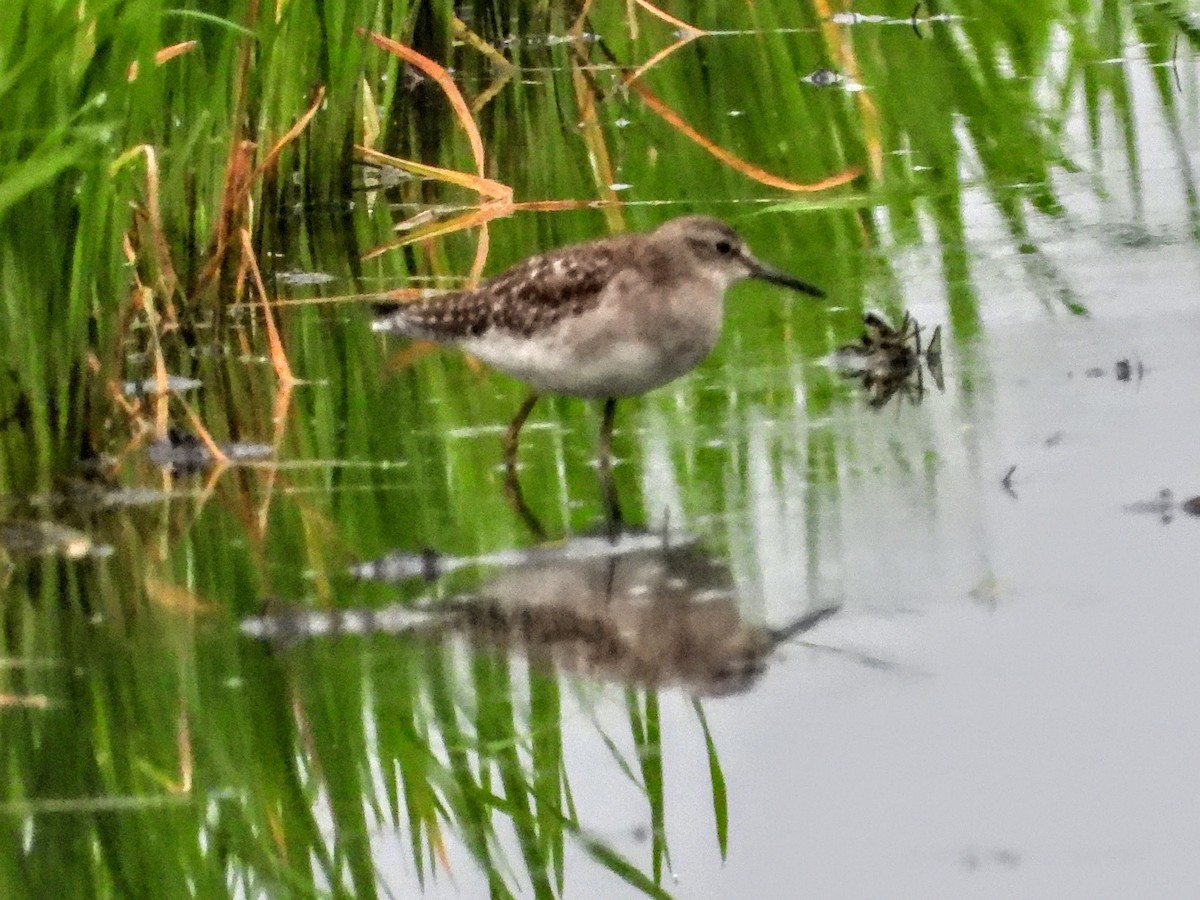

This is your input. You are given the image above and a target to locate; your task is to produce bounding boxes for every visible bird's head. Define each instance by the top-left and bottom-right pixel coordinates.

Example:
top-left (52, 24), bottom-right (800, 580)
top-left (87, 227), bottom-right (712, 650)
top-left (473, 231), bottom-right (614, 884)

top-left (653, 216), bottom-right (826, 297)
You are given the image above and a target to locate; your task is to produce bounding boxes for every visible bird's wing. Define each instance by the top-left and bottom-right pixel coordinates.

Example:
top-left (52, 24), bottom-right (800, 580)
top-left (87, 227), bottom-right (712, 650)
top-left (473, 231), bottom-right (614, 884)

top-left (372, 237), bottom-right (637, 341)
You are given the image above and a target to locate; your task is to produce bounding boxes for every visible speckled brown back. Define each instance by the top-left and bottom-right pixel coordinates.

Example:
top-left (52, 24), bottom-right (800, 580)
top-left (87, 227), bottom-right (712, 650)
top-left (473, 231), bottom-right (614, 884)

top-left (376, 234), bottom-right (647, 340)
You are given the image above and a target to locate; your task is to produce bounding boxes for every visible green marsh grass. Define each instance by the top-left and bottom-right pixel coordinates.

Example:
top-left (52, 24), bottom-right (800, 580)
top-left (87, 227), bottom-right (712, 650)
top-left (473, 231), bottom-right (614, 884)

top-left (1, 1), bottom-right (1197, 897)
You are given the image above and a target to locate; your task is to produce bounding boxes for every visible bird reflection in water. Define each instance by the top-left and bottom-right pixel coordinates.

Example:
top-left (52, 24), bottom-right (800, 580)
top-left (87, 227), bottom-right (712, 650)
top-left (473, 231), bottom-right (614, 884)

top-left (243, 532), bottom-right (838, 697)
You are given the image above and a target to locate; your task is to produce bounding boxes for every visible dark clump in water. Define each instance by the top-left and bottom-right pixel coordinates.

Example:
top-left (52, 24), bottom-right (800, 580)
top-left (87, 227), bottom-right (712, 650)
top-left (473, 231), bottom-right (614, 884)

top-left (833, 310), bottom-right (944, 407)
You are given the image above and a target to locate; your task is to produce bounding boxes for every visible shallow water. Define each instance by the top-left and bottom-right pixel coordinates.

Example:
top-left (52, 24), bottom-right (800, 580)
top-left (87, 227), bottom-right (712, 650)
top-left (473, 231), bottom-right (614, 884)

top-left (3, 8), bottom-right (1200, 899)
top-left (358, 86), bottom-right (1200, 897)
top-left (576, 225), bottom-right (1200, 900)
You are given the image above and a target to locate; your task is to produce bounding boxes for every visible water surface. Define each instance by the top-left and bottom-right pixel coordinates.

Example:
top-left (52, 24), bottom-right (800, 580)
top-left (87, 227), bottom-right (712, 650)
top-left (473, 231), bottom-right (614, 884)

top-left (2, 6), bottom-right (1199, 898)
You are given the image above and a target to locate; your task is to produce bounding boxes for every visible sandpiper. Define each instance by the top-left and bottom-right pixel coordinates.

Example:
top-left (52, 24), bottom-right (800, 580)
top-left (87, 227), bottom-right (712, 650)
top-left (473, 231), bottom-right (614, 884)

top-left (372, 216), bottom-right (824, 469)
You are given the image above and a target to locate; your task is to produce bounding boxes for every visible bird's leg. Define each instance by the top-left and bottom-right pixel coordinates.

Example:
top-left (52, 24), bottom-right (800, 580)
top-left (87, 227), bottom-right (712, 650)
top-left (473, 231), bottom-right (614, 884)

top-left (503, 464), bottom-right (547, 539)
top-left (502, 393), bottom-right (540, 476)
top-left (501, 393), bottom-right (545, 538)
top-left (599, 397), bottom-right (618, 467)
top-left (598, 397), bottom-right (624, 535)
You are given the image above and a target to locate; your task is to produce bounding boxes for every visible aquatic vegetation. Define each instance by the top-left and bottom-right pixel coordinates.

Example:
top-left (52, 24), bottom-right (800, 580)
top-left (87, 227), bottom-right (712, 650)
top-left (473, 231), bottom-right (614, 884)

top-left (0, 1), bottom-right (1196, 897)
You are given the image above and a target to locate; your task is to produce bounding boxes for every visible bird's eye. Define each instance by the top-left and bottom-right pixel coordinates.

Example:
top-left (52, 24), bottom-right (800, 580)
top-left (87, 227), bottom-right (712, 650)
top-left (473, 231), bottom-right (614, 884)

top-left (715, 240), bottom-right (734, 255)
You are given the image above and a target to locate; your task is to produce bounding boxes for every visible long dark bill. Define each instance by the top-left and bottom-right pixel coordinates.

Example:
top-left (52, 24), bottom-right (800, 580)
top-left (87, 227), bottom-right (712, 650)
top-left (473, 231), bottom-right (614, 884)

top-left (746, 256), bottom-right (826, 298)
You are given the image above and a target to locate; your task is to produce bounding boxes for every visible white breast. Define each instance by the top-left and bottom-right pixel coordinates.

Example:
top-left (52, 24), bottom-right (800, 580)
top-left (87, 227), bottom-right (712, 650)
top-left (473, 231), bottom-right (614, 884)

top-left (458, 272), bottom-right (727, 397)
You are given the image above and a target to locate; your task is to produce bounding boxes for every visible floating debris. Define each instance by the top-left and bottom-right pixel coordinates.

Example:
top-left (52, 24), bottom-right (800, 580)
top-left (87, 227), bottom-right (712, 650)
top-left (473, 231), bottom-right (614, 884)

top-left (1070, 357), bottom-right (1145, 382)
top-left (1124, 488), bottom-right (1200, 523)
top-left (84, 486), bottom-right (174, 509)
top-left (121, 374), bottom-right (203, 397)
top-left (147, 429), bottom-right (213, 473)
top-left (1114, 357), bottom-right (1144, 382)
top-left (0, 520), bottom-right (111, 560)
top-left (960, 847), bottom-right (1022, 871)
top-left (1001, 465), bottom-right (1018, 499)
top-left (830, 12), bottom-right (890, 24)
top-left (146, 428), bottom-right (272, 474)
top-left (801, 68), bottom-right (865, 92)
top-left (255, 532), bottom-right (840, 696)
top-left (497, 32), bottom-right (596, 49)
top-left (30, 480), bottom-right (173, 513)
top-left (832, 311), bottom-right (944, 408)
top-left (830, 11), bottom-right (960, 26)
top-left (274, 270), bottom-right (337, 287)
top-left (355, 162), bottom-right (414, 191)
top-left (225, 442), bottom-right (273, 463)
top-left (349, 547), bottom-right (442, 582)
top-left (803, 68), bottom-right (845, 87)
top-left (1123, 489), bottom-right (1180, 525)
